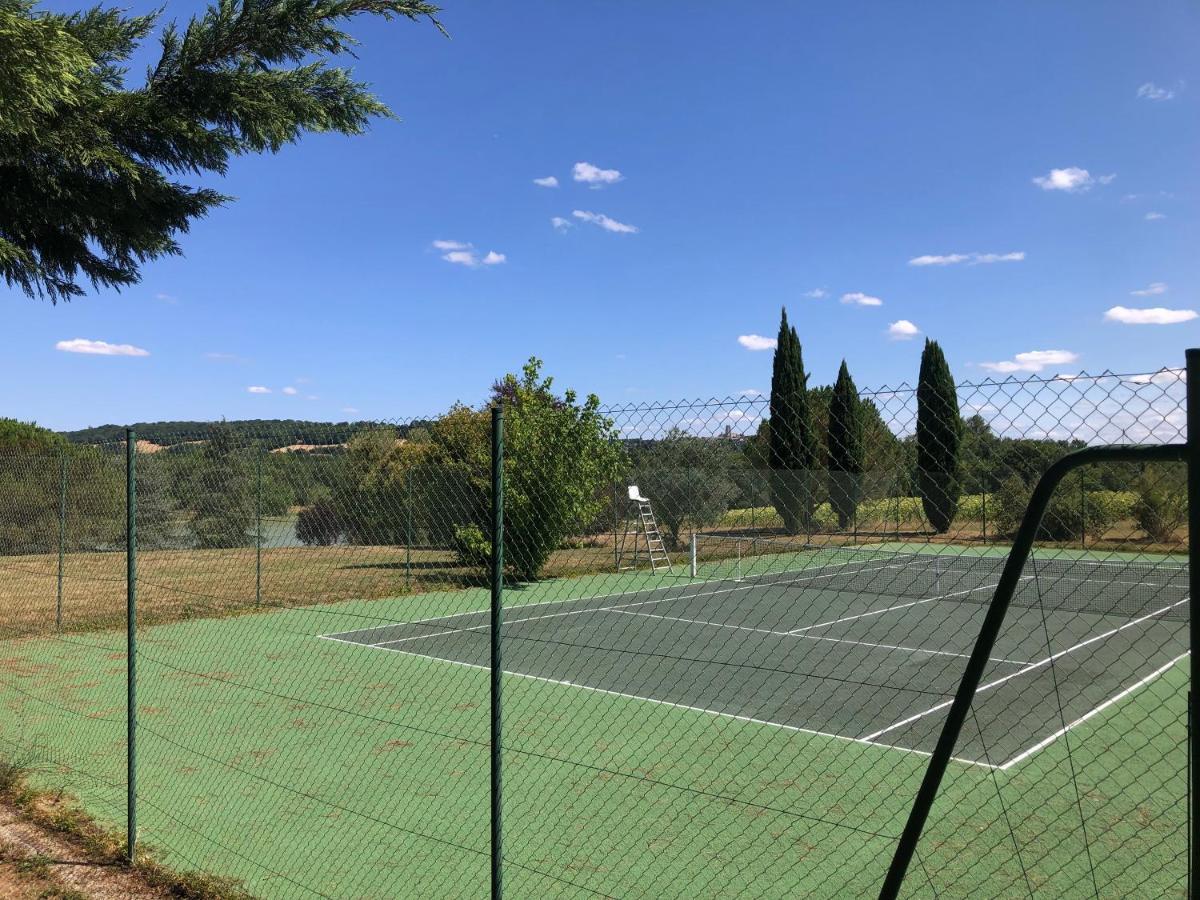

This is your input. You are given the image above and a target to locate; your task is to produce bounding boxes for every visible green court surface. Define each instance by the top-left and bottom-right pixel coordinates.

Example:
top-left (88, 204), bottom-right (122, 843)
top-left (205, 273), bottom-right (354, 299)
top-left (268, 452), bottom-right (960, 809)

top-left (0, 546), bottom-right (1188, 898)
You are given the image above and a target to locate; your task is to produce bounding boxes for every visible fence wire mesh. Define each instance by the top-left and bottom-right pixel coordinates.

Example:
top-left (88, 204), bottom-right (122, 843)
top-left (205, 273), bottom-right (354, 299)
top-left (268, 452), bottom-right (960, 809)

top-left (0, 365), bottom-right (1189, 898)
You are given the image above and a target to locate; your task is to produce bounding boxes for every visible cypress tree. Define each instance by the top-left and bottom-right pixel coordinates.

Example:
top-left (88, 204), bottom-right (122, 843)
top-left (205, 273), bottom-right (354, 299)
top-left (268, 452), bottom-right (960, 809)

top-left (768, 308), bottom-right (818, 533)
top-left (828, 360), bottom-right (863, 530)
top-left (916, 339), bottom-right (963, 533)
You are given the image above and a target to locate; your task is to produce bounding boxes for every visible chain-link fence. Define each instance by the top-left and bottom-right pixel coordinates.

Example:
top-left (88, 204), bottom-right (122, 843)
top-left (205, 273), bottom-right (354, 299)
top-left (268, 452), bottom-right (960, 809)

top-left (0, 365), bottom-right (1190, 897)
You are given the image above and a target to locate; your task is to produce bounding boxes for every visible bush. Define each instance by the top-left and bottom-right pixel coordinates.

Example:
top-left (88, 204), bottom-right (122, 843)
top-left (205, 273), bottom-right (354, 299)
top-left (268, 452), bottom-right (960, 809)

top-left (993, 474), bottom-right (1122, 541)
top-left (452, 524), bottom-right (491, 570)
top-left (1133, 465), bottom-right (1186, 543)
top-left (296, 498), bottom-right (341, 546)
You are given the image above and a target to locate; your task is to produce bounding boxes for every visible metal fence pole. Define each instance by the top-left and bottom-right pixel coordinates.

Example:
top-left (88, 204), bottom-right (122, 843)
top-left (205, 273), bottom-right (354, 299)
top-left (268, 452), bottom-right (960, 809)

top-left (255, 450), bottom-right (262, 607)
top-left (1186, 347), bottom-right (1199, 897)
top-left (57, 451), bottom-right (66, 631)
top-left (125, 429), bottom-right (137, 862)
top-left (490, 405), bottom-right (505, 900)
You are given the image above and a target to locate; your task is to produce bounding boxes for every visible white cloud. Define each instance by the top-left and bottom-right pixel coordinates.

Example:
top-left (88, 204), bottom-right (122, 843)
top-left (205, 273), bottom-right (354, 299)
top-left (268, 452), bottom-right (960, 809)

top-left (342, 406), bottom-right (360, 414)
top-left (805, 288), bottom-right (827, 299)
top-left (1098, 173), bottom-right (1117, 185)
top-left (551, 216), bottom-right (572, 231)
top-left (55, 338), bottom-right (149, 357)
top-left (1105, 305), bottom-right (1198, 325)
top-left (247, 386), bottom-right (271, 394)
top-left (1032, 167), bottom-right (1096, 192)
top-left (1137, 82), bottom-right (1176, 101)
top-left (573, 161), bottom-right (623, 186)
top-left (1145, 211), bottom-right (1167, 221)
top-left (908, 254), bottom-right (969, 267)
top-left (888, 320), bottom-right (920, 340)
top-left (841, 292), bottom-right (883, 307)
top-left (572, 209), bottom-right (638, 233)
top-left (1131, 282), bottom-right (1168, 296)
top-left (738, 334), bottom-right (777, 351)
top-left (282, 386), bottom-right (299, 395)
top-left (908, 252), bottom-right (1024, 266)
top-left (442, 250), bottom-right (477, 266)
top-left (739, 389), bottom-right (764, 397)
top-left (979, 349), bottom-right (1079, 373)
top-left (533, 176), bottom-right (559, 188)
top-left (306, 395), bottom-right (319, 401)
top-left (154, 292), bottom-right (178, 304)
top-left (436, 241), bottom-right (506, 267)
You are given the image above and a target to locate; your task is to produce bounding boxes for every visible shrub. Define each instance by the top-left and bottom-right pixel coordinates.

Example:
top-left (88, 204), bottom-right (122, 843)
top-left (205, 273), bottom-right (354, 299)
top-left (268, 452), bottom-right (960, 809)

top-left (296, 498), bottom-right (341, 546)
top-left (1133, 465), bottom-right (1186, 543)
top-left (452, 524), bottom-right (491, 570)
top-left (993, 474), bottom-right (1122, 540)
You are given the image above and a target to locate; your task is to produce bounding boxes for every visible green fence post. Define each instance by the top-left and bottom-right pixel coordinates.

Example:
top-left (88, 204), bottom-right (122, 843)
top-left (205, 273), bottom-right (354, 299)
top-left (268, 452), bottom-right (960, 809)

top-left (57, 451), bottom-right (66, 631)
top-left (256, 450), bottom-right (262, 607)
top-left (490, 405), bottom-right (505, 900)
top-left (1186, 347), bottom-right (1199, 897)
top-left (125, 429), bottom-right (137, 862)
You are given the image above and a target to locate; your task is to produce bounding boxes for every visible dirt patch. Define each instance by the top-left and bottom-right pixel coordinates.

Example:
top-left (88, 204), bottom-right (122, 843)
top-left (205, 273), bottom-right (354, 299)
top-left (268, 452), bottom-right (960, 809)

top-left (0, 797), bottom-right (167, 900)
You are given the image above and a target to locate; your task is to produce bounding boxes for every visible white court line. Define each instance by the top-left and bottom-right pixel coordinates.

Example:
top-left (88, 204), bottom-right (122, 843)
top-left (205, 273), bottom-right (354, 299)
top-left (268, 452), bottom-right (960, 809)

top-left (349, 559), bottom-right (905, 650)
top-left (785, 580), bottom-right (1021, 635)
top-left (317, 632), bottom-right (1001, 770)
top-left (323, 556), bottom-right (903, 644)
top-left (996, 651), bottom-right (1190, 770)
top-left (607, 608), bottom-right (1032, 666)
top-left (861, 596), bottom-right (1191, 742)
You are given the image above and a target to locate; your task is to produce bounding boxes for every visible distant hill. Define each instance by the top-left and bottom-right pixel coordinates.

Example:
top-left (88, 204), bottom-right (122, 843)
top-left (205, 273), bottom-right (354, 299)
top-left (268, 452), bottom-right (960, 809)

top-left (62, 418), bottom-right (431, 449)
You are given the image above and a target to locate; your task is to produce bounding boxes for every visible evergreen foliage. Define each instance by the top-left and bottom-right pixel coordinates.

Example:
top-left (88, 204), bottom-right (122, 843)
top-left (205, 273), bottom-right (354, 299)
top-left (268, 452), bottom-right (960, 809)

top-left (915, 338), bottom-right (962, 533)
top-left (827, 360), bottom-right (863, 529)
top-left (768, 308), bottom-right (819, 533)
top-left (0, 0), bottom-right (442, 301)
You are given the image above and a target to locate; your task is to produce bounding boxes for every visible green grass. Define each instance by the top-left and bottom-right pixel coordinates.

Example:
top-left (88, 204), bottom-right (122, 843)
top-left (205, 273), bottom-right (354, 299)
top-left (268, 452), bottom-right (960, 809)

top-left (0, 559), bottom-right (1187, 897)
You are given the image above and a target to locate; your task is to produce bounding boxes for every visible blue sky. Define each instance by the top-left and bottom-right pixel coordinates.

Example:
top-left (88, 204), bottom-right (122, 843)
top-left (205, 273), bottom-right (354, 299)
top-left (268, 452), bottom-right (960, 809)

top-left (8, 0), bottom-right (1199, 429)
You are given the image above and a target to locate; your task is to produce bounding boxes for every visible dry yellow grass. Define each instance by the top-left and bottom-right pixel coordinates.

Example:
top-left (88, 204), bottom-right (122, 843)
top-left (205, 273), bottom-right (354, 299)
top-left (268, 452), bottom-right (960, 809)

top-left (0, 544), bottom-right (472, 638)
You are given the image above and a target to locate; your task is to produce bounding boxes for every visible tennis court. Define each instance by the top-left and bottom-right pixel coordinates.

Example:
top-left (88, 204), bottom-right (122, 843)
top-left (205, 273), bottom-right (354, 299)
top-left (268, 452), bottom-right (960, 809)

top-left (323, 542), bottom-right (1190, 769)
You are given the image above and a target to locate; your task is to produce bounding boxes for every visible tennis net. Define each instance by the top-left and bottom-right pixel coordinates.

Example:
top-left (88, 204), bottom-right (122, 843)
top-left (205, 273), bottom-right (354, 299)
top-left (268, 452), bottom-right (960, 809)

top-left (688, 533), bottom-right (1189, 620)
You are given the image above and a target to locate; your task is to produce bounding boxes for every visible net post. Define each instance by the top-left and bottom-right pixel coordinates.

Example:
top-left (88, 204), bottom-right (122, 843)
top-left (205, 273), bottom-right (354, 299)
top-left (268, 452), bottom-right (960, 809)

top-left (1187, 347), bottom-right (1199, 896)
top-left (57, 450), bottom-right (66, 631)
top-left (125, 429), bottom-right (137, 862)
top-left (490, 404), bottom-right (504, 900)
top-left (690, 532), bottom-right (697, 577)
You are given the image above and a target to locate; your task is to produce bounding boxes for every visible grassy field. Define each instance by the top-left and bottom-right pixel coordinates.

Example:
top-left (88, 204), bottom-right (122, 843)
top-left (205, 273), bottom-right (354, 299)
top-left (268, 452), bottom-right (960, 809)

top-left (0, 538), bottom-right (1188, 898)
